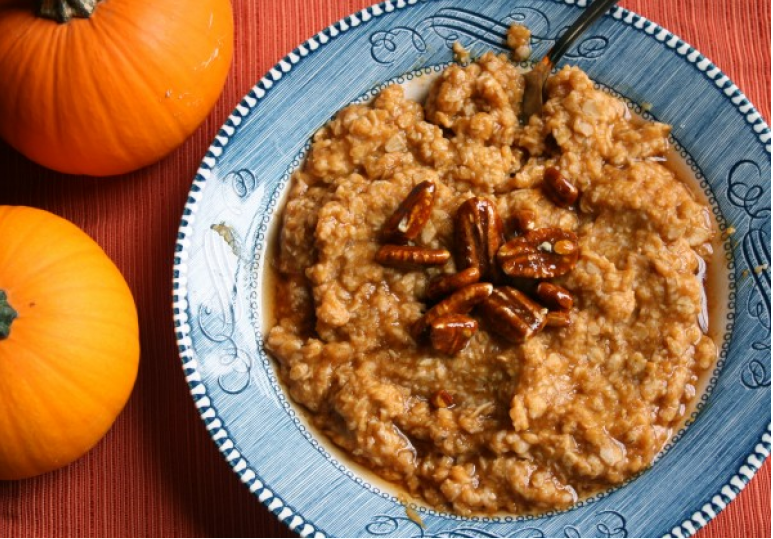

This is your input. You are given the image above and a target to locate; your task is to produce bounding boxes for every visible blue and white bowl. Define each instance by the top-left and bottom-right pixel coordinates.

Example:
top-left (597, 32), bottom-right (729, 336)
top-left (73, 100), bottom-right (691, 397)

top-left (173, 1), bottom-right (771, 536)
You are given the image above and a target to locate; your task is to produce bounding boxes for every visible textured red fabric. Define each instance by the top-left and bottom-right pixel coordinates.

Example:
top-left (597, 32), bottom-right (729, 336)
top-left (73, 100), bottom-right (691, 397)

top-left (0, 1), bottom-right (769, 537)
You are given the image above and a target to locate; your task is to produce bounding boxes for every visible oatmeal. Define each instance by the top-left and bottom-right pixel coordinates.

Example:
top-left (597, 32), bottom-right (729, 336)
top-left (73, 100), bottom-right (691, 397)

top-left (266, 48), bottom-right (716, 515)
top-left (507, 23), bottom-right (532, 61)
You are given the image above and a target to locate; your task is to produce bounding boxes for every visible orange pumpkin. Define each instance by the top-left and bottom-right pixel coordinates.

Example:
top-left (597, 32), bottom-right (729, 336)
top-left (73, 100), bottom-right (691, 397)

top-left (0, 0), bottom-right (234, 176)
top-left (0, 206), bottom-right (139, 479)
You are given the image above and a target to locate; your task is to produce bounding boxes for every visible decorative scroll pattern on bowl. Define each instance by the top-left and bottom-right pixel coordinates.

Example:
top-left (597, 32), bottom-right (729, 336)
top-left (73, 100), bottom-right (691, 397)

top-left (365, 511), bottom-right (627, 538)
top-left (370, 6), bottom-right (610, 65)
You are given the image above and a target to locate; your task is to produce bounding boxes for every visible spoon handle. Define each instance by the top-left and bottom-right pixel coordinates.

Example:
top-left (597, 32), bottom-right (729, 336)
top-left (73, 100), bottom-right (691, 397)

top-left (547, 0), bottom-right (619, 66)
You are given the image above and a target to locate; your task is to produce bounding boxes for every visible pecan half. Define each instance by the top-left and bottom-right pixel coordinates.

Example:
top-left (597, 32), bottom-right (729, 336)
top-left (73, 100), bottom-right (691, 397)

top-left (545, 310), bottom-right (572, 327)
top-left (480, 286), bottom-right (548, 342)
top-left (382, 180), bottom-right (436, 243)
top-left (536, 282), bottom-right (574, 310)
top-left (426, 266), bottom-right (481, 302)
top-left (412, 282), bottom-right (493, 340)
top-left (431, 389), bottom-right (455, 408)
top-left (455, 197), bottom-right (504, 281)
top-left (376, 245), bottom-right (450, 269)
top-left (429, 314), bottom-right (478, 355)
top-left (543, 167), bottom-right (578, 208)
top-left (497, 228), bottom-right (579, 279)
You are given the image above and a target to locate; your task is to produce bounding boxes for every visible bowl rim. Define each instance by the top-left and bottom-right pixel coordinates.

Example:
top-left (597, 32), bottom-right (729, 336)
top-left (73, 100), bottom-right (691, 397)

top-left (172, 1), bottom-right (771, 537)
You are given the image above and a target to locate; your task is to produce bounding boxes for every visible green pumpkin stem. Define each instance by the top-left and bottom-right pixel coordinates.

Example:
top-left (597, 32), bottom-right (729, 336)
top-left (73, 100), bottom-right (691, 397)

top-left (0, 290), bottom-right (17, 340)
top-left (37, 0), bottom-right (100, 23)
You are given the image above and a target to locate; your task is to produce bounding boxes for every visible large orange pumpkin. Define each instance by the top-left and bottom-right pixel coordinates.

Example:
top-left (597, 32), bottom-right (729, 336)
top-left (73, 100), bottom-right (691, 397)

top-left (0, 0), bottom-right (233, 176)
top-left (0, 206), bottom-right (140, 479)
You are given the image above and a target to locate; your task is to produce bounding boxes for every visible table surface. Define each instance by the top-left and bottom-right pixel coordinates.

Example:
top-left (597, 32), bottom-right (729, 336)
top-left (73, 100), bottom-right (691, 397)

top-left (0, 1), bottom-right (769, 537)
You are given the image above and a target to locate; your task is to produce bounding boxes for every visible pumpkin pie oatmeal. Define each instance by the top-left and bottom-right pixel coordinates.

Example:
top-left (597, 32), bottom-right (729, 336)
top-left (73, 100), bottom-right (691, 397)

top-left (266, 42), bottom-right (717, 515)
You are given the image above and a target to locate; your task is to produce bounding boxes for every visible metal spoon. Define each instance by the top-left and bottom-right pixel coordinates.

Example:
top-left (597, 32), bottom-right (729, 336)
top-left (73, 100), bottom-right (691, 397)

top-left (520, 0), bottom-right (619, 124)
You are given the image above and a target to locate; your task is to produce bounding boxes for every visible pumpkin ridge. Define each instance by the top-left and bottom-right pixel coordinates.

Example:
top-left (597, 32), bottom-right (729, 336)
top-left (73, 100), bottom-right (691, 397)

top-left (1, 246), bottom-right (100, 291)
top-left (0, 209), bottom-right (57, 275)
top-left (107, 2), bottom-right (216, 79)
top-left (93, 14), bottom-right (189, 159)
top-left (16, 305), bottom-right (139, 335)
top-left (49, 19), bottom-right (114, 172)
top-left (0, 339), bottom-right (115, 478)
top-left (18, 247), bottom-right (112, 278)
top-left (17, 268), bottom-right (136, 307)
top-left (0, 326), bottom-right (129, 412)
top-left (0, 15), bottom-right (40, 73)
top-left (65, 17), bottom-right (130, 169)
top-left (10, 321), bottom-right (138, 368)
top-left (0, 389), bottom-right (31, 477)
top-left (0, 208), bottom-right (111, 285)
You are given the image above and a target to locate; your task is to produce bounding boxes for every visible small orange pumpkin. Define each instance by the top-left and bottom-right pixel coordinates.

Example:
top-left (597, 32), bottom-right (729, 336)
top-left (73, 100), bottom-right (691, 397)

top-left (0, 0), bottom-right (234, 176)
top-left (0, 206), bottom-right (139, 479)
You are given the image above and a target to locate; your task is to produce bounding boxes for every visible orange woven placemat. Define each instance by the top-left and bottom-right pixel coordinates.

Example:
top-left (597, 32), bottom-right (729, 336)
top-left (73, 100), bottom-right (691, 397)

top-left (0, 1), bottom-right (769, 537)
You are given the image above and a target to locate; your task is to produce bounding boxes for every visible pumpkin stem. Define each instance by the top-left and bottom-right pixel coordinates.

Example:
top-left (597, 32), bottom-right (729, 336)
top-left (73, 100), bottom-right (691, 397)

top-left (37, 0), bottom-right (100, 23)
top-left (0, 291), bottom-right (17, 340)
